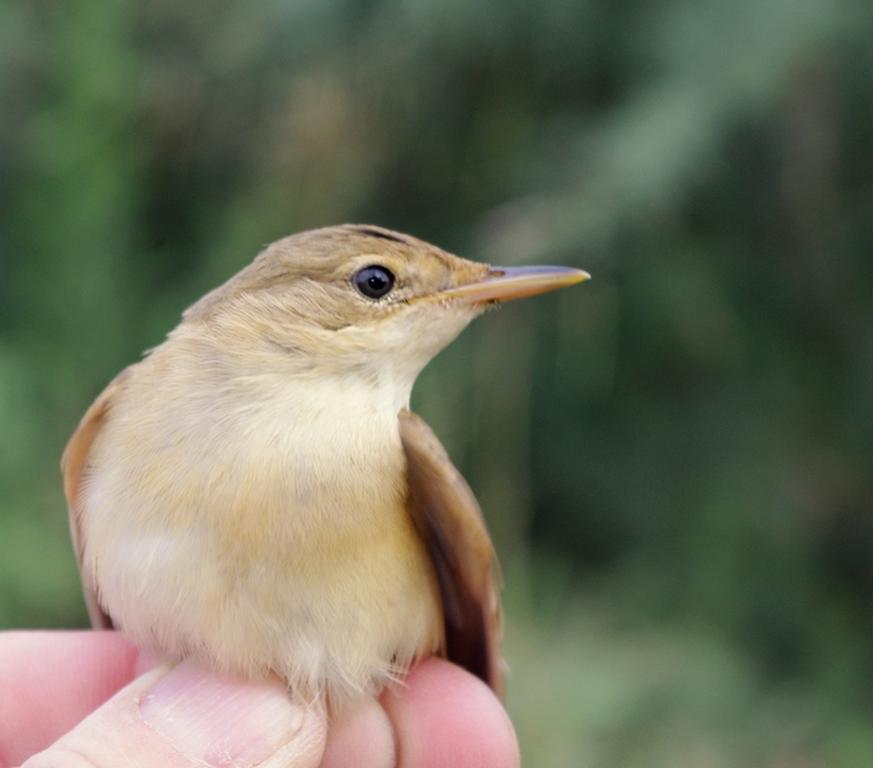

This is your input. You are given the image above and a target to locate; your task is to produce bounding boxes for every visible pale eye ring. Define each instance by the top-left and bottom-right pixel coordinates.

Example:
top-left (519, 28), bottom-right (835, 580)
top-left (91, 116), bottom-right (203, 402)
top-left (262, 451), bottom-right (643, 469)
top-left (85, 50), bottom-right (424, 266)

top-left (354, 265), bottom-right (395, 299)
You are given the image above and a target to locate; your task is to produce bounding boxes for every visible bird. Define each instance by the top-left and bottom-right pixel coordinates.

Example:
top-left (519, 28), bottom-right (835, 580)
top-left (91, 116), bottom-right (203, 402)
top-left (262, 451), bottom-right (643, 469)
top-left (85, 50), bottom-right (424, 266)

top-left (62, 223), bottom-right (588, 706)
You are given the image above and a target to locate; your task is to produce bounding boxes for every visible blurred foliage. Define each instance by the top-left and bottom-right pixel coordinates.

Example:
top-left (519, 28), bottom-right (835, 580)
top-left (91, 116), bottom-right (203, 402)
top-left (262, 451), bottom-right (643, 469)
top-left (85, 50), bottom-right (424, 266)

top-left (2, 0), bottom-right (872, 765)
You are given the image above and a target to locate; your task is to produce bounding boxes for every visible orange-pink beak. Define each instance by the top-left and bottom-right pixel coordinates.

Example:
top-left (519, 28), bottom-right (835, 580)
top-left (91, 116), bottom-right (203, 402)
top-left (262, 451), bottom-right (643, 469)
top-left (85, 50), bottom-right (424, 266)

top-left (439, 265), bottom-right (590, 304)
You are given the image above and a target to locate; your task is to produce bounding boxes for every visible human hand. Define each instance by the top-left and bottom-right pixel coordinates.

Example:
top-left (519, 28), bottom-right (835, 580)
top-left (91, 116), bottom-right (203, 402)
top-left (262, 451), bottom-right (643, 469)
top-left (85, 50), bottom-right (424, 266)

top-left (0, 631), bottom-right (518, 768)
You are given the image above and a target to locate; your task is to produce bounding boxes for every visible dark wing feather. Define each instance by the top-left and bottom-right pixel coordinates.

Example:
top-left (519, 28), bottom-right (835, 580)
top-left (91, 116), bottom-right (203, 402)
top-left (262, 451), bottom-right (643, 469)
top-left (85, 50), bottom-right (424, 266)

top-left (398, 409), bottom-right (504, 697)
top-left (61, 368), bottom-right (133, 629)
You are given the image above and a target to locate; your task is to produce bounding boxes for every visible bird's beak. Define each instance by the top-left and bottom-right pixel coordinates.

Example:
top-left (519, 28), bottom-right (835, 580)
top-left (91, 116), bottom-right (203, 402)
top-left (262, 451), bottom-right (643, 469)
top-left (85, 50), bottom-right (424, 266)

top-left (436, 265), bottom-right (590, 305)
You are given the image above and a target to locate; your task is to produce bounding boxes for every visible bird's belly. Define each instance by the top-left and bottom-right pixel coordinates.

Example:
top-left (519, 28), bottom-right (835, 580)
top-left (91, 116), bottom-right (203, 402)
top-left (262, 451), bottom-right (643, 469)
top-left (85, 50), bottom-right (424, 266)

top-left (82, 415), bottom-right (444, 700)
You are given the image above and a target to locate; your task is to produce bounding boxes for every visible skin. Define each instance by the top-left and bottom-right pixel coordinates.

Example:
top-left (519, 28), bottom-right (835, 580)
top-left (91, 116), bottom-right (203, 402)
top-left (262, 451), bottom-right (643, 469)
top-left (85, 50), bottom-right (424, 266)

top-left (0, 631), bottom-right (519, 767)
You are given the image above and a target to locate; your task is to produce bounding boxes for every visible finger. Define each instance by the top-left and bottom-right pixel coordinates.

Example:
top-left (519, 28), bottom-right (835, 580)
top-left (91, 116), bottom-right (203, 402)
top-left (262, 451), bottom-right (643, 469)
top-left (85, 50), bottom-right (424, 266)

top-left (320, 696), bottom-right (395, 768)
top-left (381, 658), bottom-right (519, 768)
top-left (0, 630), bottom-right (140, 765)
top-left (317, 659), bottom-right (520, 768)
top-left (21, 659), bottom-right (327, 768)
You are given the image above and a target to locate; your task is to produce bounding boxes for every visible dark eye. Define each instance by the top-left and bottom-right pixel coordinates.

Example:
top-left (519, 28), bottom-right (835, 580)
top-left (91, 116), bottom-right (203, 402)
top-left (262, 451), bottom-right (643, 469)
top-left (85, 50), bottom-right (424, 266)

top-left (354, 265), bottom-right (395, 299)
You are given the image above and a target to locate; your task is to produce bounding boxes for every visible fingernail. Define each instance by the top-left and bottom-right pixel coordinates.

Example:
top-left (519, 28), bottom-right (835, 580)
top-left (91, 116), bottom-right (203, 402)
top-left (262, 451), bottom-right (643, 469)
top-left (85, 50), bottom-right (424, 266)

top-left (140, 659), bottom-right (304, 767)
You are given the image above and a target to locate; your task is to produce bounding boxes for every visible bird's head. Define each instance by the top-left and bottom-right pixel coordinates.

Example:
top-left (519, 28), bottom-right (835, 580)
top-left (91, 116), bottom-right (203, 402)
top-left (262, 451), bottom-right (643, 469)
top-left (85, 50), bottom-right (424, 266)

top-left (182, 224), bottom-right (588, 395)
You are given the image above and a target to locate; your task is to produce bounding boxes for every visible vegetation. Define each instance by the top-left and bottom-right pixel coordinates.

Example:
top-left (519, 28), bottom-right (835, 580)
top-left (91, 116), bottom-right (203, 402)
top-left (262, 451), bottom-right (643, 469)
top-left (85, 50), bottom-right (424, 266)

top-left (1, 1), bottom-right (871, 764)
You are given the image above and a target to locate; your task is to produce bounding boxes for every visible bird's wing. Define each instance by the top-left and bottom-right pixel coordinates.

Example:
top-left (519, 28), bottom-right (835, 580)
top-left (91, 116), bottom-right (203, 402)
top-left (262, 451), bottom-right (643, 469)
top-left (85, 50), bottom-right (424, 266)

top-left (61, 367), bottom-right (133, 629)
top-left (398, 409), bottom-right (504, 698)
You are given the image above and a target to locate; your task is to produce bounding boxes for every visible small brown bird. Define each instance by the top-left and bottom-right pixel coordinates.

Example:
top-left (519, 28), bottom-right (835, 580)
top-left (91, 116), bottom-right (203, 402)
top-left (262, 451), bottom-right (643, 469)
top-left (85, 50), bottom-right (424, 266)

top-left (62, 224), bottom-right (588, 704)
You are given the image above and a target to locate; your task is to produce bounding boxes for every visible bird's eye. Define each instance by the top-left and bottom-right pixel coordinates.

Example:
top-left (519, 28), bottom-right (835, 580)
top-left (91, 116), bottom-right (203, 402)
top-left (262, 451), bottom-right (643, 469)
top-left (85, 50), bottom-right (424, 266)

top-left (354, 265), bottom-right (395, 300)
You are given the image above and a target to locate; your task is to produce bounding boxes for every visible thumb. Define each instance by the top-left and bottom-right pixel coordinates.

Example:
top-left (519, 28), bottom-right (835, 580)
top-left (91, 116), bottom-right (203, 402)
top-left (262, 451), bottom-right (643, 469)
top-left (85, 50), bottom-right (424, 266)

top-left (21, 659), bottom-right (327, 768)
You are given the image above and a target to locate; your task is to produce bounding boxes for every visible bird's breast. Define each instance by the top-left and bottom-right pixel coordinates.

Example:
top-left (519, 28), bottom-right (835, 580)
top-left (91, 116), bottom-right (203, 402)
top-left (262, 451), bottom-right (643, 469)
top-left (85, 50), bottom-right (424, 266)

top-left (81, 352), bottom-right (443, 697)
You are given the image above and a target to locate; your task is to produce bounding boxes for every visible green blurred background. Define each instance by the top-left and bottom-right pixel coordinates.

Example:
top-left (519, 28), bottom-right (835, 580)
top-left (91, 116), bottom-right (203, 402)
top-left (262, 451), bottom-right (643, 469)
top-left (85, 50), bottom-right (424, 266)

top-left (2, 1), bottom-right (872, 765)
